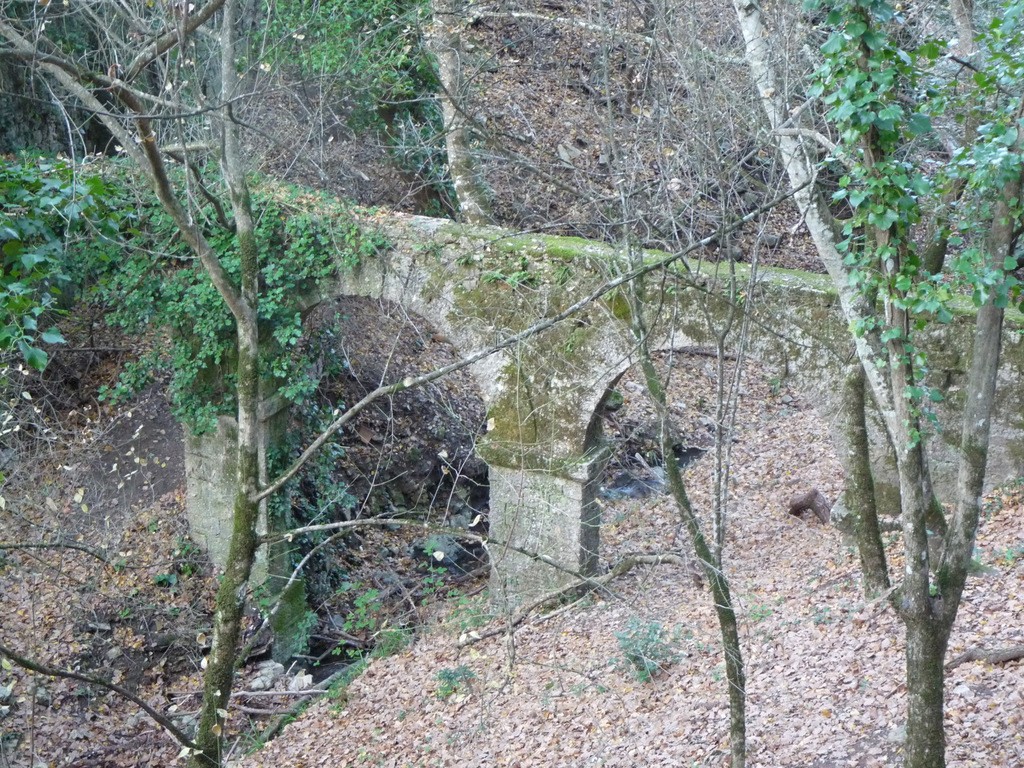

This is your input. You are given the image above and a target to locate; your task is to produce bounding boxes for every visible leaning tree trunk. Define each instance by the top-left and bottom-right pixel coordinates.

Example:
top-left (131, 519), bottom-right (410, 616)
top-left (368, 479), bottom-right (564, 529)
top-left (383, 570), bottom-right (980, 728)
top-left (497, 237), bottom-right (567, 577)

top-left (628, 269), bottom-right (746, 768)
top-left (640, 351), bottom-right (746, 768)
top-left (189, 1), bottom-right (262, 764)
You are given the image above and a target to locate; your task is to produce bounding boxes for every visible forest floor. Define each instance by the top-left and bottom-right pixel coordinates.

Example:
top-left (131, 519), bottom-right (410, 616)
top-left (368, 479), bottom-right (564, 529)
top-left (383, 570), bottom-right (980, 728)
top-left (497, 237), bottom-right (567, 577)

top-left (3, 2), bottom-right (1024, 764)
top-left (233, 356), bottom-right (1024, 768)
top-left (2, 326), bottom-right (1023, 768)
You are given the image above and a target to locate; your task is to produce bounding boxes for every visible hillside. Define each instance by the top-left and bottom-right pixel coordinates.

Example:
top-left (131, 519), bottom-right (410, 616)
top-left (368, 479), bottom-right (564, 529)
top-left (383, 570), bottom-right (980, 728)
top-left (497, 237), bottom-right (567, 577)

top-left (238, 359), bottom-right (1024, 768)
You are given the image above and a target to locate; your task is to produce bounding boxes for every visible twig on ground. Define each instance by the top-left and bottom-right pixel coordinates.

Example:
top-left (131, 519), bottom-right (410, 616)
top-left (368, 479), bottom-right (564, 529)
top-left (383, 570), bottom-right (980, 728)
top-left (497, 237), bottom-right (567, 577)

top-left (946, 644), bottom-right (1024, 670)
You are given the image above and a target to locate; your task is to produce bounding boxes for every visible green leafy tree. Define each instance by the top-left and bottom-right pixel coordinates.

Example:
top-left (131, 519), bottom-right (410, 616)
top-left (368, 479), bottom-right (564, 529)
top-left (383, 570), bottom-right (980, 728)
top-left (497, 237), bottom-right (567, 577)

top-left (732, 0), bottom-right (1023, 765)
top-left (0, 155), bottom-right (121, 369)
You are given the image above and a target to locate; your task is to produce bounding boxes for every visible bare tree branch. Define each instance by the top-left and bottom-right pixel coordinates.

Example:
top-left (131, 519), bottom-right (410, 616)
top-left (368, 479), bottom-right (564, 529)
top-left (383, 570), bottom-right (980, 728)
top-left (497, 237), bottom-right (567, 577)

top-left (0, 640), bottom-right (199, 751)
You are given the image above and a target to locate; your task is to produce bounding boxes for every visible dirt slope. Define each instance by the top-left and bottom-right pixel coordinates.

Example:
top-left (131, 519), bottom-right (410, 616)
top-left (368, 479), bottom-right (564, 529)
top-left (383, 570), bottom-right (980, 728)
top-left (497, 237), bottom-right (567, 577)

top-left (239, 358), bottom-right (1024, 768)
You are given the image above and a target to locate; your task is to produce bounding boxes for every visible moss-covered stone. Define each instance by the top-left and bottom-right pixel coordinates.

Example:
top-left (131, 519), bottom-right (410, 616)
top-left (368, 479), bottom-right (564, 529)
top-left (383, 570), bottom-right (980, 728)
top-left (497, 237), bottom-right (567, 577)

top-left (269, 579), bottom-right (310, 663)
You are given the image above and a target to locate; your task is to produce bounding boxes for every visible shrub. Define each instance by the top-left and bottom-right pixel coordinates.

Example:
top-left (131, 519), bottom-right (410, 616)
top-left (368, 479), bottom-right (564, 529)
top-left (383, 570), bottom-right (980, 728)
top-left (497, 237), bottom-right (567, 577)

top-left (614, 617), bottom-right (683, 683)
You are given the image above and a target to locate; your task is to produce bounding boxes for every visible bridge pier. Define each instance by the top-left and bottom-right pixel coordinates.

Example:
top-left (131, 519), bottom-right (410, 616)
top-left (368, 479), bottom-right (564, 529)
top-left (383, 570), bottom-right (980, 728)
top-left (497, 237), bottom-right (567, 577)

top-left (485, 449), bottom-right (609, 610)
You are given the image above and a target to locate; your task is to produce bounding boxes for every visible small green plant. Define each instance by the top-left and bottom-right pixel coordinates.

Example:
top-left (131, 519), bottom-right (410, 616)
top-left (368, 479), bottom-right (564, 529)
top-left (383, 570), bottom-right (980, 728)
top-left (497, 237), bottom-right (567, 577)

top-left (748, 603), bottom-right (774, 623)
top-left (481, 255), bottom-right (537, 287)
top-left (371, 628), bottom-right (411, 659)
top-left (448, 593), bottom-right (492, 634)
top-left (553, 263), bottom-right (575, 285)
top-left (153, 572), bottom-right (178, 588)
top-left (613, 618), bottom-right (683, 683)
top-left (332, 583), bottom-right (386, 648)
top-left (811, 606), bottom-right (834, 626)
top-left (435, 665), bottom-right (475, 699)
top-left (173, 536), bottom-right (203, 578)
top-left (998, 546), bottom-right (1024, 566)
top-left (423, 571), bottom-right (446, 597)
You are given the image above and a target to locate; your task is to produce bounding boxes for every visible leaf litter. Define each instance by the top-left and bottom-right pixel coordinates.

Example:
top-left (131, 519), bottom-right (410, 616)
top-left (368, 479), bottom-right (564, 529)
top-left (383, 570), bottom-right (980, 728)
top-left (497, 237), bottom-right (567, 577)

top-left (239, 354), bottom-right (1024, 768)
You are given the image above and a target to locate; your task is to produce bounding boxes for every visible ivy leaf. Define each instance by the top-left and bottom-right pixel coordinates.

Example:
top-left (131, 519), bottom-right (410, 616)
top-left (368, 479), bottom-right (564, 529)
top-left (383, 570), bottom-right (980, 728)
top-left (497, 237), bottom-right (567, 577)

top-left (997, 126), bottom-right (1019, 147)
top-left (862, 30), bottom-right (887, 50)
top-left (40, 327), bottom-right (65, 344)
top-left (20, 343), bottom-right (48, 371)
top-left (849, 189), bottom-right (869, 207)
top-left (868, 208), bottom-right (899, 230)
top-left (821, 33), bottom-right (846, 55)
top-left (907, 114), bottom-right (932, 136)
top-left (917, 40), bottom-right (943, 60)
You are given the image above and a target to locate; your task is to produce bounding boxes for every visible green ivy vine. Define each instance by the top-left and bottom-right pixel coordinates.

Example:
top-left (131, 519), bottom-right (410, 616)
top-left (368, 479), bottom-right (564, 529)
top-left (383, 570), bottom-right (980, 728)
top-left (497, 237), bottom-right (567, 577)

top-left (809, 0), bottom-right (1024, 430)
top-left (0, 155), bottom-right (125, 369)
top-left (92, 171), bottom-right (388, 433)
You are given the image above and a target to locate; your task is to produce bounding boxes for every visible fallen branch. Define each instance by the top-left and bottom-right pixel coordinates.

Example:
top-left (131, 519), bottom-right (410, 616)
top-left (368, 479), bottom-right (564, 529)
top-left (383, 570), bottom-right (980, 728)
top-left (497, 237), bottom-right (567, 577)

top-left (458, 552), bottom-right (695, 647)
top-left (170, 688), bottom-right (324, 700)
top-left (257, 666), bottom-right (353, 744)
top-left (0, 640), bottom-right (199, 751)
top-left (0, 539), bottom-right (110, 563)
top-left (946, 644), bottom-right (1024, 670)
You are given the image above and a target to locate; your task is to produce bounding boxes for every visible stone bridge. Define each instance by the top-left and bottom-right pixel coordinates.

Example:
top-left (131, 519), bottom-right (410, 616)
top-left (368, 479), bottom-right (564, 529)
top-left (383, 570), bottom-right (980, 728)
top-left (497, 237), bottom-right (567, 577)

top-left (186, 213), bottom-right (1024, 608)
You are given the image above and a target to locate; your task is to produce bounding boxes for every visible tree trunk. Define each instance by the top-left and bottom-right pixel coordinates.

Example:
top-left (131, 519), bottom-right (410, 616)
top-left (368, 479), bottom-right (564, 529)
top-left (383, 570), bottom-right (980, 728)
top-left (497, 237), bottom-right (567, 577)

top-left (637, 350), bottom-right (746, 768)
top-left (840, 365), bottom-right (890, 598)
top-left (904, 618), bottom-right (950, 768)
top-left (189, 2), bottom-right (262, 764)
top-left (428, 0), bottom-right (492, 225)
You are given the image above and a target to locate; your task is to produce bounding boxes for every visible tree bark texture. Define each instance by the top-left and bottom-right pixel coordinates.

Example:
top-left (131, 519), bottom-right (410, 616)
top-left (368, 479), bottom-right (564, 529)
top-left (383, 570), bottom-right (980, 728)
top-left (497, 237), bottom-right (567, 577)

top-left (189, 2), bottom-right (262, 764)
top-left (636, 347), bottom-right (746, 768)
top-left (840, 366), bottom-right (891, 598)
top-left (429, 0), bottom-right (492, 225)
top-left (904, 618), bottom-right (951, 768)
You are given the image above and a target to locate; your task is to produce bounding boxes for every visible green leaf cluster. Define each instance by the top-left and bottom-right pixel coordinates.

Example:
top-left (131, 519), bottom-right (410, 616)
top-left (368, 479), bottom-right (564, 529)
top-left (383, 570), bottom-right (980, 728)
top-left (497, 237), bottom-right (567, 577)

top-left (91, 172), bottom-right (386, 433)
top-left (264, 0), bottom-right (438, 130)
top-left (811, 0), bottom-right (1024, 429)
top-left (613, 617), bottom-right (683, 683)
top-left (1, 155), bottom-right (125, 369)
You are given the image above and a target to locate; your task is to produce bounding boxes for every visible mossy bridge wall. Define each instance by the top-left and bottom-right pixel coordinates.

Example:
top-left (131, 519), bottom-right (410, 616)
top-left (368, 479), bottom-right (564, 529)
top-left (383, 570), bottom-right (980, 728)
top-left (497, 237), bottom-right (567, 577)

top-left (185, 214), bottom-right (1024, 608)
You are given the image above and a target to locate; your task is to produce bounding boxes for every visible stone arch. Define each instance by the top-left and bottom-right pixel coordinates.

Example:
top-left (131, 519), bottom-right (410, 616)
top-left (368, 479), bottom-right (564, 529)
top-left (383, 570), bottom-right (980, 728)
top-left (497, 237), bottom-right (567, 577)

top-left (185, 213), bottom-right (1024, 613)
top-left (302, 294), bottom-right (487, 517)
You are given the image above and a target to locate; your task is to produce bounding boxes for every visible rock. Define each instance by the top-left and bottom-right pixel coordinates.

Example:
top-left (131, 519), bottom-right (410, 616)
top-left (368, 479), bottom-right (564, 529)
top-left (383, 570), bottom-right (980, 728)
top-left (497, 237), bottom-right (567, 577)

top-left (0, 684), bottom-right (12, 703)
top-left (414, 534), bottom-right (477, 572)
top-left (886, 725), bottom-right (906, 744)
top-left (829, 498), bottom-right (857, 538)
top-left (250, 660), bottom-right (285, 691)
top-left (288, 671), bottom-right (313, 692)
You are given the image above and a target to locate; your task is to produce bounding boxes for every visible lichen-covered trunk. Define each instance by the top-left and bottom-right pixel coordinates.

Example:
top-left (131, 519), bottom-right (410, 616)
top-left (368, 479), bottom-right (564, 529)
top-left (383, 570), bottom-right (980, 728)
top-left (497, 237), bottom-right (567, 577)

top-left (428, 0), bottom-right (492, 225)
top-left (189, 420), bottom-right (259, 767)
top-left (904, 618), bottom-right (950, 768)
top-left (189, 2), bottom-right (262, 763)
top-left (840, 365), bottom-right (890, 598)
